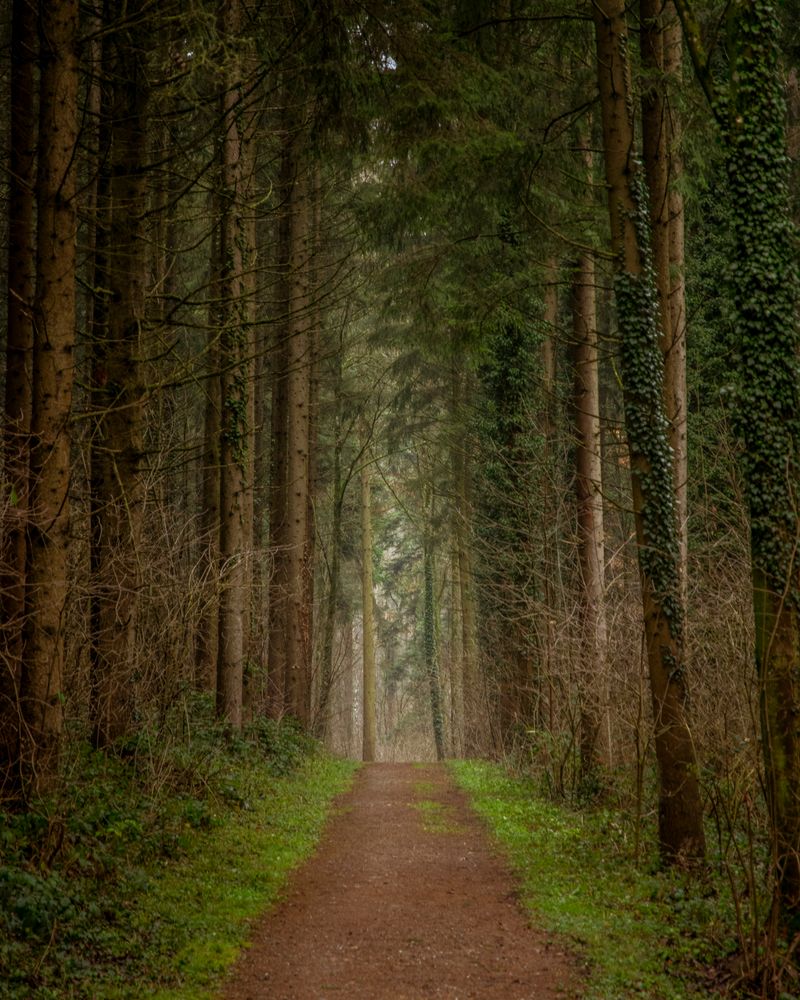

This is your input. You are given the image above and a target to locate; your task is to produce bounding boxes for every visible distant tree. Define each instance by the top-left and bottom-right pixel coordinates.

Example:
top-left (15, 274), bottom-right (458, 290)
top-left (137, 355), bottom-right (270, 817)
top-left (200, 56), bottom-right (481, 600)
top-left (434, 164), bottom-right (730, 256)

top-left (360, 440), bottom-right (377, 762)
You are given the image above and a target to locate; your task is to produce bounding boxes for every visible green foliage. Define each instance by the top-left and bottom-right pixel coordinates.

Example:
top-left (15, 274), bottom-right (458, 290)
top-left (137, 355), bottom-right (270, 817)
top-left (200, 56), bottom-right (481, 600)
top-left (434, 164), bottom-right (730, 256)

top-left (0, 713), bottom-right (355, 999)
top-left (452, 760), bottom-right (740, 1000)
top-left (723, 0), bottom-right (800, 602)
top-left (615, 166), bottom-right (683, 639)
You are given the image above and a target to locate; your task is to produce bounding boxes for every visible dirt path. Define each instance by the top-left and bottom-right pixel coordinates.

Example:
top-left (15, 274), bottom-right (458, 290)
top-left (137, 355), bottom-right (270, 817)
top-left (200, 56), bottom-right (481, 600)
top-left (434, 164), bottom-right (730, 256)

top-left (220, 762), bottom-right (577, 999)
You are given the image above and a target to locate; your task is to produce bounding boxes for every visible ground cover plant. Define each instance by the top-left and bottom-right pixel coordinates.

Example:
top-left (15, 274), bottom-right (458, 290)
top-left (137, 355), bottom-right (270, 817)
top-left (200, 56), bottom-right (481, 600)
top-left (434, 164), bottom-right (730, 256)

top-left (451, 760), bottom-right (750, 1000)
top-left (0, 707), bottom-right (357, 1000)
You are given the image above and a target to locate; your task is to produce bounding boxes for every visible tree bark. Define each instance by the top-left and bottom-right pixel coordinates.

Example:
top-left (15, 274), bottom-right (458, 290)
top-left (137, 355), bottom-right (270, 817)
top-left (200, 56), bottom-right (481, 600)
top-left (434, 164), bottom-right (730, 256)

top-left (572, 251), bottom-right (611, 774)
top-left (1, 0), bottom-right (37, 791)
top-left (197, 263), bottom-right (221, 694)
top-left (215, 0), bottom-right (249, 729)
top-left (453, 390), bottom-right (480, 754)
top-left (641, 0), bottom-right (689, 609)
top-left (664, 8), bottom-right (689, 612)
top-left (90, 0), bottom-right (149, 747)
top-left (717, 0), bottom-right (800, 929)
top-left (424, 536), bottom-right (446, 762)
top-left (20, 0), bottom-right (80, 789)
top-left (315, 335), bottom-right (345, 739)
top-left (283, 154), bottom-right (313, 726)
top-left (593, 0), bottom-right (705, 862)
top-left (360, 452), bottom-right (376, 762)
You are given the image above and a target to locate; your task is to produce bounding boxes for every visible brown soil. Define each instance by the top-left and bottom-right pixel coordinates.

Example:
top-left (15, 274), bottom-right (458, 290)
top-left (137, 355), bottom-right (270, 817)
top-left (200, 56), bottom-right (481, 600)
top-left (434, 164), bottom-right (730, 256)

top-left (220, 762), bottom-right (578, 999)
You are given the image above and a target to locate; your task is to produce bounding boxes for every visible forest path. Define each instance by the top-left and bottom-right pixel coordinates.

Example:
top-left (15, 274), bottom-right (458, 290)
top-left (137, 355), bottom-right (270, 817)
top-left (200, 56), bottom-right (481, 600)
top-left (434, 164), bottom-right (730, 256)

top-left (219, 762), bottom-right (577, 999)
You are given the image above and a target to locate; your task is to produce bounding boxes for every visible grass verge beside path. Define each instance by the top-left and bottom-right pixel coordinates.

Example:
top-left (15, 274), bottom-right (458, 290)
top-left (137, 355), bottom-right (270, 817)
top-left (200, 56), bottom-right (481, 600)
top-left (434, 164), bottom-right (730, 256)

top-left (137, 753), bottom-right (357, 1000)
top-left (0, 724), bottom-right (357, 1000)
top-left (452, 760), bottom-right (734, 1000)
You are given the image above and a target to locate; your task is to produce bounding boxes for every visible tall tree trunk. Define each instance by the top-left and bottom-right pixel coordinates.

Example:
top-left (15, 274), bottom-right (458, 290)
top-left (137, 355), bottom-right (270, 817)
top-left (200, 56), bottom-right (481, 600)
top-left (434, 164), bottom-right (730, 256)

top-left (456, 441), bottom-right (480, 754)
top-left (664, 8), bottom-right (689, 612)
top-left (540, 258), bottom-right (559, 738)
top-left (572, 251), bottom-right (610, 774)
top-left (360, 452), bottom-right (376, 762)
top-left (315, 336), bottom-right (345, 739)
top-left (449, 543), bottom-right (463, 758)
top-left (424, 533), bottom-right (446, 762)
top-left (240, 57), bottom-right (258, 721)
top-left (641, 0), bottom-right (688, 609)
top-left (593, 0), bottom-right (705, 862)
top-left (215, 0), bottom-right (249, 729)
top-left (267, 324), bottom-right (289, 718)
top-left (305, 164), bottom-right (322, 723)
top-left (20, 0), bottom-right (80, 789)
top-left (1, 0), bottom-right (37, 791)
top-left (448, 360), bottom-right (465, 757)
top-left (90, 1), bottom-right (149, 747)
top-left (712, 0), bottom-right (800, 929)
top-left (251, 315), bottom-right (270, 707)
top-left (283, 153), bottom-right (312, 726)
top-left (197, 291), bottom-right (221, 694)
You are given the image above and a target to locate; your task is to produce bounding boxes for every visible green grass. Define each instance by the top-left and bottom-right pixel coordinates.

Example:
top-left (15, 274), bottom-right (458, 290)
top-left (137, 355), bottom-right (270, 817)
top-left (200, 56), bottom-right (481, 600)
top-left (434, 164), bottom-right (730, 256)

top-left (0, 716), bottom-right (358, 1000)
top-left (451, 760), bottom-right (738, 1000)
top-left (134, 754), bottom-right (357, 1000)
top-left (412, 798), bottom-right (464, 835)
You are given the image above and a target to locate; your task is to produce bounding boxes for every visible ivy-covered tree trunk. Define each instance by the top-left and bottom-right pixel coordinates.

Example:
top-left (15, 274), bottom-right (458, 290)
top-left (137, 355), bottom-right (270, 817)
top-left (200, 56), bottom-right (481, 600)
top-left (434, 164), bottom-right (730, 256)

top-left (641, 0), bottom-right (689, 609)
top-left (20, 0), bottom-right (80, 789)
top-left (723, 0), bottom-right (800, 928)
top-left (593, 0), bottom-right (705, 862)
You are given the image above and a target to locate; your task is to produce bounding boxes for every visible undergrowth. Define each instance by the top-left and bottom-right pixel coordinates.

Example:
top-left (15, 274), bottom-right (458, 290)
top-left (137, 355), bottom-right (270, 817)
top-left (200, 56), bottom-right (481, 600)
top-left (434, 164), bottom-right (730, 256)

top-left (0, 699), bottom-right (357, 999)
top-left (451, 759), bottom-right (744, 1000)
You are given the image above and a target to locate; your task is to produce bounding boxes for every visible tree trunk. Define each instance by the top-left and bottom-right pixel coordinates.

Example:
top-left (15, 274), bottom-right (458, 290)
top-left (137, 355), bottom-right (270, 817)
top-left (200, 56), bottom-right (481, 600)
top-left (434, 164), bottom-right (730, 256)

top-left (718, 0), bottom-right (800, 929)
top-left (540, 258), bottom-right (559, 737)
top-left (20, 0), bottom-right (80, 789)
top-left (360, 453), bottom-right (376, 762)
top-left (456, 442), bottom-right (480, 755)
top-left (283, 153), bottom-right (313, 726)
top-left (641, 0), bottom-right (688, 609)
top-left (90, 1), bottom-right (149, 747)
top-left (267, 322), bottom-right (289, 718)
top-left (197, 288), bottom-right (221, 694)
top-left (593, 0), bottom-right (705, 862)
top-left (572, 251), bottom-right (611, 775)
top-left (215, 0), bottom-right (248, 729)
top-left (448, 362), bottom-right (465, 757)
top-left (424, 535), bottom-right (446, 762)
top-left (315, 336), bottom-right (345, 739)
top-left (664, 8), bottom-right (689, 612)
top-left (1, 0), bottom-right (37, 791)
